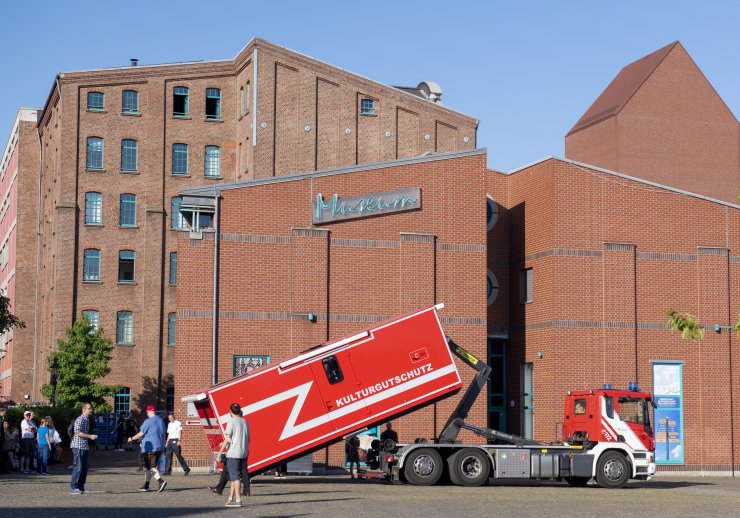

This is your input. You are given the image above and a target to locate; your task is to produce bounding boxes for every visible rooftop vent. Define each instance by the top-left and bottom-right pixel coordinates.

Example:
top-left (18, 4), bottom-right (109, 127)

top-left (418, 81), bottom-right (442, 104)
top-left (130, 58), bottom-right (139, 67)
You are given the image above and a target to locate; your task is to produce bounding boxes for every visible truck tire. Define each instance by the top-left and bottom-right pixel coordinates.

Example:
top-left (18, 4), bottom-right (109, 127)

top-left (448, 448), bottom-right (490, 487)
top-left (564, 476), bottom-right (590, 487)
top-left (595, 451), bottom-right (630, 488)
top-left (403, 448), bottom-right (443, 486)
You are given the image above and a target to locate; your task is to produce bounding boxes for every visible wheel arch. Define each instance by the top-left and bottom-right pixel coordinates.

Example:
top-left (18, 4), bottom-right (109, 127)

top-left (591, 446), bottom-right (635, 478)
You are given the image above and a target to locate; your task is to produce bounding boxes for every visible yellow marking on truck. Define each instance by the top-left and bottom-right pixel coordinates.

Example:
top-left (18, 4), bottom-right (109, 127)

top-left (455, 347), bottom-right (479, 365)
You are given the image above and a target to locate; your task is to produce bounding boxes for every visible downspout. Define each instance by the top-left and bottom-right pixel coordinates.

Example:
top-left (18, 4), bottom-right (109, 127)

top-left (32, 106), bottom-right (47, 398)
top-left (728, 252), bottom-right (736, 477)
top-left (211, 192), bottom-right (220, 385)
top-left (252, 47), bottom-right (258, 147)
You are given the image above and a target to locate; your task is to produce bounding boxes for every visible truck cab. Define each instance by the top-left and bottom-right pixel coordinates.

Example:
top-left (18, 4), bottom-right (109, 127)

top-left (564, 387), bottom-right (655, 454)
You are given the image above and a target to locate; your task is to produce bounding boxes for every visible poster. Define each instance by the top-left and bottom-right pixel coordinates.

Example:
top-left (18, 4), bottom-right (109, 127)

top-left (652, 362), bottom-right (683, 464)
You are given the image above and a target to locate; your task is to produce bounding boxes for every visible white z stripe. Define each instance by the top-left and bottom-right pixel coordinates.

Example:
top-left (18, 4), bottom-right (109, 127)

top-left (219, 364), bottom-right (457, 441)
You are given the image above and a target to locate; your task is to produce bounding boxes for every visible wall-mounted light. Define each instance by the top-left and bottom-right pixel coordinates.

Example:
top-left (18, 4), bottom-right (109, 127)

top-left (292, 312), bottom-right (317, 323)
top-left (537, 351), bottom-right (543, 359)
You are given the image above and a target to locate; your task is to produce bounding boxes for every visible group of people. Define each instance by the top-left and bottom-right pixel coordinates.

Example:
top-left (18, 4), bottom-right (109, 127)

top-left (345, 421), bottom-right (399, 480)
top-left (0, 408), bottom-right (64, 475)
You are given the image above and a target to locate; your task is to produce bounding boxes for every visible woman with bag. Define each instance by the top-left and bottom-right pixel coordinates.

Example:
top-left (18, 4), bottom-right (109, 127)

top-left (46, 416), bottom-right (62, 464)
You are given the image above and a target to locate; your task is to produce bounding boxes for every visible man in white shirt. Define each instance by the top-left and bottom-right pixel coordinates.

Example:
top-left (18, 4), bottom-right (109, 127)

top-left (20, 411), bottom-right (37, 474)
top-left (163, 412), bottom-right (190, 475)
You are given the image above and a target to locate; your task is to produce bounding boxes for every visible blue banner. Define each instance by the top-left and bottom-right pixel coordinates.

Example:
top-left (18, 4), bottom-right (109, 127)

top-left (652, 363), bottom-right (684, 464)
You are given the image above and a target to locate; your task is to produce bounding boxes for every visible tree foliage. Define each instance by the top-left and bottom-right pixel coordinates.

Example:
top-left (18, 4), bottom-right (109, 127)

top-left (0, 293), bottom-right (25, 334)
top-left (41, 316), bottom-right (122, 411)
top-left (666, 308), bottom-right (705, 340)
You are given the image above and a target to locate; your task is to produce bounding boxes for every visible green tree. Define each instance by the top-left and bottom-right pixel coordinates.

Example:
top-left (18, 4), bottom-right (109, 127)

top-left (666, 308), bottom-right (705, 340)
top-left (41, 316), bottom-right (122, 411)
top-left (0, 293), bottom-right (25, 333)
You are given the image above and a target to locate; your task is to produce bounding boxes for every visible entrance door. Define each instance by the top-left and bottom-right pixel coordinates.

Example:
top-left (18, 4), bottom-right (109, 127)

top-left (487, 338), bottom-right (507, 433)
top-left (522, 363), bottom-right (534, 439)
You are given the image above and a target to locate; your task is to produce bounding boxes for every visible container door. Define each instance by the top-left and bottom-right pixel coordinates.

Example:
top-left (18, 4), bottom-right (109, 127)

top-left (308, 349), bottom-right (366, 433)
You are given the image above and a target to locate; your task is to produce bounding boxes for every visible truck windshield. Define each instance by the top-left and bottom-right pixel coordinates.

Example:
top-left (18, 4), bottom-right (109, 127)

top-left (618, 398), bottom-right (644, 424)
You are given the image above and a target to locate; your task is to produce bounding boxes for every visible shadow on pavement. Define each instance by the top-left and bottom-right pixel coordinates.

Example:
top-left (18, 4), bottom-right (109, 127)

top-left (7, 509), bottom-right (313, 518)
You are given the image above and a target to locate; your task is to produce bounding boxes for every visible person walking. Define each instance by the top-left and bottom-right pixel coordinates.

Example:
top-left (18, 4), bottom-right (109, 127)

top-left (216, 403), bottom-right (249, 508)
top-left (345, 434), bottom-right (362, 480)
top-left (128, 405), bottom-right (167, 492)
top-left (70, 403), bottom-right (98, 494)
top-left (36, 417), bottom-right (51, 475)
top-left (19, 410), bottom-right (36, 474)
top-left (114, 414), bottom-right (125, 452)
top-left (163, 412), bottom-right (190, 475)
top-left (124, 412), bottom-right (138, 451)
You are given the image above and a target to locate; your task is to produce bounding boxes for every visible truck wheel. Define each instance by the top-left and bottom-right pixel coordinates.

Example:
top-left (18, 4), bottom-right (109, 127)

top-left (448, 448), bottom-right (489, 487)
top-left (595, 451), bottom-right (630, 488)
top-left (564, 476), bottom-right (590, 487)
top-left (403, 448), bottom-right (443, 486)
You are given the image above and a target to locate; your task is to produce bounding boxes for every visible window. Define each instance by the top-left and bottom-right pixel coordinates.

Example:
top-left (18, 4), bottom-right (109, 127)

top-left (487, 270), bottom-right (499, 306)
top-left (169, 252), bottom-right (177, 285)
top-left (85, 192), bottom-right (102, 225)
top-left (205, 88), bottom-right (221, 120)
top-left (116, 311), bottom-right (134, 344)
top-left (82, 309), bottom-right (99, 330)
top-left (233, 356), bottom-right (270, 377)
top-left (240, 86), bottom-right (245, 115)
top-left (122, 90), bottom-right (139, 113)
top-left (118, 250), bottom-right (135, 283)
top-left (167, 312), bottom-right (176, 346)
top-left (360, 98), bottom-right (375, 115)
top-left (121, 139), bottom-right (138, 171)
top-left (322, 355), bottom-right (344, 384)
top-left (171, 196), bottom-right (186, 229)
top-left (86, 137), bottom-right (104, 170)
top-left (119, 193), bottom-right (137, 227)
top-left (119, 194), bottom-right (137, 226)
top-left (166, 387), bottom-right (175, 413)
top-left (114, 387), bottom-right (130, 416)
top-left (83, 249), bottom-right (101, 282)
top-left (520, 268), bottom-right (533, 304)
top-left (87, 92), bottom-right (104, 111)
top-left (173, 86), bottom-right (189, 117)
top-left (204, 146), bottom-right (220, 177)
top-left (573, 399), bottom-right (587, 415)
top-left (172, 143), bottom-right (188, 175)
top-left (486, 196), bottom-right (499, 231)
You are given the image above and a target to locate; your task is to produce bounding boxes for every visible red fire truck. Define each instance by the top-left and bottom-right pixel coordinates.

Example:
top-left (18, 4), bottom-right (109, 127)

top-left (184, 304), bottom-right (656, 488)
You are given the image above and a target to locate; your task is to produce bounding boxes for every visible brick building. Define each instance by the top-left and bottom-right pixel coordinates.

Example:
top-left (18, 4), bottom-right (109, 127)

top-left (15, 38), bottom-right (476, 407)
top-left (176, 149), bottom-right (488, 468)
top-left (0, 108), bottom-right (40, 403)
top-left (565, 41), bottom-right (740, 204)
top-left (173, 42), bottom-right (739, 474)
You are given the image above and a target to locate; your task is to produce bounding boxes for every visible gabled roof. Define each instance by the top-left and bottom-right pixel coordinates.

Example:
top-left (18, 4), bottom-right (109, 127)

top-left (567, 42), bottom-right (679, 136)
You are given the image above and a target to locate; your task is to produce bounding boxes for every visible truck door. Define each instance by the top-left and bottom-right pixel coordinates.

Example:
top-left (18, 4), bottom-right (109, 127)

top-left (308, 349), bottom-right (367, 433)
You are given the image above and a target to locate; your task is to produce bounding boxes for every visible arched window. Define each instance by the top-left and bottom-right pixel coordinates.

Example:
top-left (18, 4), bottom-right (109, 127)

top-left (173, 87), bottom-right (189, 117)
top-left (86, 137), bottom-right (104, 170)
top-left (85, 192), bottom-right (102, 224)
top-left (119, 193), bottom-right (137, 227)
top-left (205, 88), bottom-right (221, 120)
top-left (122, 90), bottom-right (139, 113)
top-left (87, 92), bottom-right (104, 111)
top-left (204, 145), bottom-right (221, 177)
top-left (121, 139), bottom-right (138, 171)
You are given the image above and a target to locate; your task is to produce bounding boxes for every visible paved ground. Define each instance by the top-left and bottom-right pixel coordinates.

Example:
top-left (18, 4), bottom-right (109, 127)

top-left (2, 450), bottom-right (740, 517)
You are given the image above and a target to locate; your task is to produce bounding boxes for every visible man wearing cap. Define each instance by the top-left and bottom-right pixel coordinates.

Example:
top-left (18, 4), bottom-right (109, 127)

top-left (128, 405), bottom-right (167, 492)
top-left (70, 403), bottom-right (97, 494)
top-left (20, 410), bottom-right (37, 474)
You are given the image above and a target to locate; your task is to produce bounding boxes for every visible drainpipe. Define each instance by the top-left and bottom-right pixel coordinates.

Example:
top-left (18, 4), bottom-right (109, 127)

top-left (727, 252), bottom-right (736, 477)
top-left (211, 192), bottom-right (220, 385)
top-left (32, 107), bottom-right (46, 399)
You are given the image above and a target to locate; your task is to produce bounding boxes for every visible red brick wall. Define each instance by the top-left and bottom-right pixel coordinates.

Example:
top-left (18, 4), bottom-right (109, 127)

top-left (491, 158), bottom-right (740, 470)
top-left (176, 151), bottom-right (488, 467)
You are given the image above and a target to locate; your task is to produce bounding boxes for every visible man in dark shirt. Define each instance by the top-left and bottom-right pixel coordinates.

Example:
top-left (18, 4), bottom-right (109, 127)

top-left (380, 422), bottom-right (398, 444)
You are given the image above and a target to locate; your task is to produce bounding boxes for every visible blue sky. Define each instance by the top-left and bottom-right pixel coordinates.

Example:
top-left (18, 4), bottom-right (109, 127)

top-left (2, 1), bottom-right (738, 171)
